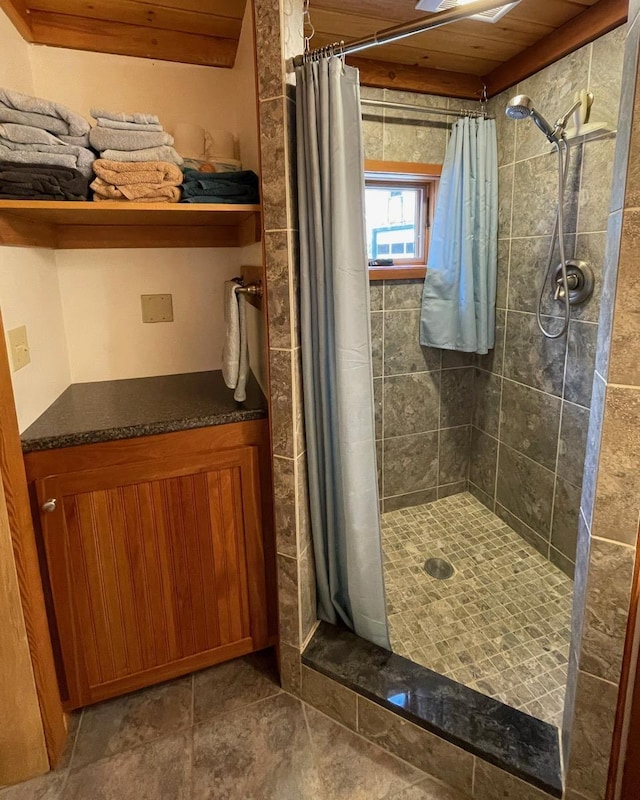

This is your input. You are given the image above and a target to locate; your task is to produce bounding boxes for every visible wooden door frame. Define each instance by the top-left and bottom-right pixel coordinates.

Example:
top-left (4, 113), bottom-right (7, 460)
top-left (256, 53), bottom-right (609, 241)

top-left (0, 312), bottom-right (66, 768)
top-left (607, 523), bottom-right (640, 799)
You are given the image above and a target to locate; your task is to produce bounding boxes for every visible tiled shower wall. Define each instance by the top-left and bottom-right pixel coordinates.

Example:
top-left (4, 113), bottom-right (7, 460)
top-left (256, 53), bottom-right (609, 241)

top-left (470, 28), bottom-right (626, 578)
top-left (252, 0), bottom-right (317, 692)
top-left (370, 281), bottom-right (474, 511)
top-left (363, 88), bottom-right (475, 510)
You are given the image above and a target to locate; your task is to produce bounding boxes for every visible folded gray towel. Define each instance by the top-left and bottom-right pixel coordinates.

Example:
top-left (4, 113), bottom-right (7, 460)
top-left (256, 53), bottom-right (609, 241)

top-left (91, 108), bottom-right (160, 126)
top-left (0, 107), bottom-right (69, 136)
top-left (89, 127), bottom-right (173, 152)
top-left (59, 133), bottom-right (91, 147)
top-left (0, 138), bottom-right (95, 176)
top-left (95, 117), bottom-right (163, 132)
top-left (0, 123), bottom-right (86, 148)
top-left (100, 145), bottom-right (183, 165)
top-left (0, 146), bottom-right (81, 173)
top-left (0, 87), bottom-right (90, 136)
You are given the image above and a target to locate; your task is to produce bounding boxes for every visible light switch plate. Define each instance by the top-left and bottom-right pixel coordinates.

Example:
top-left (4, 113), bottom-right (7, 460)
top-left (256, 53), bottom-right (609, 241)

top-left (8, 325), bottom-right (30, 371)
top-left (141, 294), bottom-right (174, 323)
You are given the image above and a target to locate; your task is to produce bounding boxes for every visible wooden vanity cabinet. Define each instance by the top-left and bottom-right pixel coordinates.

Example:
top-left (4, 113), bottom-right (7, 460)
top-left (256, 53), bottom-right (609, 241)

top-left (24, 421), bottom-right (275, 710)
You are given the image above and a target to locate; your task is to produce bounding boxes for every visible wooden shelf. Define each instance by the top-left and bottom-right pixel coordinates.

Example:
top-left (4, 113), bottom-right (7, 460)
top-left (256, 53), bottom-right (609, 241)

top-left (0, 201), bottom-right (262, 249)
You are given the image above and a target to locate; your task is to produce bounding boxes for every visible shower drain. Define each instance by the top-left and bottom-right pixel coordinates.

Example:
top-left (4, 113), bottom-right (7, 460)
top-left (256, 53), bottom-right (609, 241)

top-left (424, 558), bottom-right (454, 580)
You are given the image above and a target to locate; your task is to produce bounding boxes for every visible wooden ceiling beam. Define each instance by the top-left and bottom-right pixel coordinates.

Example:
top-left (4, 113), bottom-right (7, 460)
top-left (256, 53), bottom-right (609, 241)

top-left (28, 10), bottom-right (238, 68)
top-left (26, 0), bottom-right (243, 39)
top-left (483, 0), bottom-right (628, 97)
top-left (0, 0), bottom-right (34, 40)
top-left (350, 56), bottom-right (483, 100)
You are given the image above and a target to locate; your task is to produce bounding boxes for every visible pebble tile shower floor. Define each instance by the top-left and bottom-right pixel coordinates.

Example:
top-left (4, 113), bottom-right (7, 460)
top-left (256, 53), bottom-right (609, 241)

top-left (382, 492), bottom-right (573, 727)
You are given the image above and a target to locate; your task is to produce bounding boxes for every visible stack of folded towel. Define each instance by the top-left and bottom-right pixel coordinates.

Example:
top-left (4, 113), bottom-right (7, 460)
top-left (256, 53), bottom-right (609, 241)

top-left (0, 161), bottom-right (89, 201)
top-left (91, 160), bottom-right (183, 203)
top-left (89, 109), bottom-right (183, 165)
top-left (89, 109), bottom-right (183, 204)
top-left (0, 87), bottom-right (94, 196)
top-left (180, 169), bottom-right (260, 204)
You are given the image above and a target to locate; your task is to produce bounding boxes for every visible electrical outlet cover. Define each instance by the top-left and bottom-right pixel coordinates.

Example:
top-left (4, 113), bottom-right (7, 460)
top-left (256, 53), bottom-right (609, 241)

top-left (141, 294), bottom-right (174, 323)
top-left (8, 325), bottom-right (30, 371)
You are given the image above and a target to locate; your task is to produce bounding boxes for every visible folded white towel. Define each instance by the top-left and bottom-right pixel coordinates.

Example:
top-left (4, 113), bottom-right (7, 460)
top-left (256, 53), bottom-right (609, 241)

top-left (222, 280), bottom-right (249, 403)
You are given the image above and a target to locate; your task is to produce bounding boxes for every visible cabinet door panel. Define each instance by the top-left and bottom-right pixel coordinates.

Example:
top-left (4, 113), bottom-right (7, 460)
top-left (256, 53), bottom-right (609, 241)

top-left (38, 446), bottom-right (261, 707)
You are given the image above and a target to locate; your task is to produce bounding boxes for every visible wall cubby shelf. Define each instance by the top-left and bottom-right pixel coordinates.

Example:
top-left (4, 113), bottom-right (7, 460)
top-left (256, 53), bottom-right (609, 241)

top-left (0, 201), bottom-right (262, 249)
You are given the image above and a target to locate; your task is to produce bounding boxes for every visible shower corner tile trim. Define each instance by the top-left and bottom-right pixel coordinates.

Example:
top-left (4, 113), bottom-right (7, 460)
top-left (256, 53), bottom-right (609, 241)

top-left (302, 621), bottom-right (563, 799)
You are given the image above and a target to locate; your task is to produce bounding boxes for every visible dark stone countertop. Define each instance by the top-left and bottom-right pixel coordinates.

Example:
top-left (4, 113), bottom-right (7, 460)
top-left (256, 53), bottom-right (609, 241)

top-left (21, 370), bottom-right (268, 453)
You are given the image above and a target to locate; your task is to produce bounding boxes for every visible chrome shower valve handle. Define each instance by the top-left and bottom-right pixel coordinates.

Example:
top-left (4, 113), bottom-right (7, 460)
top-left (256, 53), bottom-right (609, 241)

top-left (553, 261), bottom-right (594, 306)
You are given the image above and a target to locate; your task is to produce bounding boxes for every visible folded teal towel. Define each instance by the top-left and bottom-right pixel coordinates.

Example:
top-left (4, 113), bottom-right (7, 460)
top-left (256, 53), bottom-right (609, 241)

top-left (180, 169), bottom-right (259, 204)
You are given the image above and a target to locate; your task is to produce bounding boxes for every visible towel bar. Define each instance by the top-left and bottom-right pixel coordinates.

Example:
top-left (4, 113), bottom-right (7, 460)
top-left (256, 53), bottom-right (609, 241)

top-left (236, 281), bottom-right (263, 299)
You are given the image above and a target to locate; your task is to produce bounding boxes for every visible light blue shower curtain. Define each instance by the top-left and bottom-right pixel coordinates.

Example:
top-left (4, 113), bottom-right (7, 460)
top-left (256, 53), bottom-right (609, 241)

top-left (296, 57), bottom-right (390, 650)
top-left (420, 116), bottom-right (498, 355)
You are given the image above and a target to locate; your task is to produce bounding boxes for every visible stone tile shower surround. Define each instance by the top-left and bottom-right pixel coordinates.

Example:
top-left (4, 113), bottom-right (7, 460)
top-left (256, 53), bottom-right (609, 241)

top-left (363, 87), bottom-right (477, 511)
top-left (469, 27), bottom-right (626, 578)
top-left (370, 279), bottom-right (474, 511)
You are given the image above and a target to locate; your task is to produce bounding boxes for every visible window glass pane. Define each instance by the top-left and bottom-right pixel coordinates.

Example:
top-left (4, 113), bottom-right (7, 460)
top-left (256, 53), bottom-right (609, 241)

top-left (365, 186), bottom-right (420, 261)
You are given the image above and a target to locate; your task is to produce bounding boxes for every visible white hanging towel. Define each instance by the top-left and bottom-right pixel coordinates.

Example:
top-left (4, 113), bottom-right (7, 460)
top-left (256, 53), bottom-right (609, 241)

top-left (222, 279), bottom-right (249, 402)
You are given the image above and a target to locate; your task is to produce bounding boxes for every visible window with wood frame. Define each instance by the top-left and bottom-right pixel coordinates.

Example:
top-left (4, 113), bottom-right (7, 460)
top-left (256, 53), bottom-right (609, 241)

top-left (364, 161), bottom-right (441, 281)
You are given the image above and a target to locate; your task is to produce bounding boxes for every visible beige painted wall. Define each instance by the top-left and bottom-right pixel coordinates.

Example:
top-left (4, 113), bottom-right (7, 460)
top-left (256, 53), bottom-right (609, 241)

top-left (0, 10), bottom-right (33, 92)
top-left (0, 249), bottom-right (71, 432)
top-left (57, 248), bottom-right (242, 383)
top-left (0, 13), bottom-right (70, 433)
top-left (29, 47), bottom-right (239, 141)
top-left (235, 3), bottom-right (267, 391)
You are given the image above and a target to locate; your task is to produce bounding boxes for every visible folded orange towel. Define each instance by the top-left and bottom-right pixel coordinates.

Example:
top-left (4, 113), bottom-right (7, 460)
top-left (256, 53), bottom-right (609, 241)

top-left (92, 158), bottom-right (182, 186)
top-left (90, 177), bottom-right (180, 202)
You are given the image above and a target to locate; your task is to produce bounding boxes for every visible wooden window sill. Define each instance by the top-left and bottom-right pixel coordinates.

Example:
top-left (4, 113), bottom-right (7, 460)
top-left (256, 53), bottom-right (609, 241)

top-left (369, 265), bottom-right (427, 281)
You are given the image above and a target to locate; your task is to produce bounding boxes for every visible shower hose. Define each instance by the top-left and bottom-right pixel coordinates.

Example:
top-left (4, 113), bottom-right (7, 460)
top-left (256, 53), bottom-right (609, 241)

top-left (537, 137), bottom-right (571, 339)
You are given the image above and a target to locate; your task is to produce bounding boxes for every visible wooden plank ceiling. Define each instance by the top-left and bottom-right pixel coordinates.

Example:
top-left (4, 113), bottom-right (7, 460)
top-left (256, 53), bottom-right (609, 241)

top-left (0, 0), bottom-right (627, 94)
top-left (0, 0), bottom-right (248, 67)
top-left (309, 0), bottom-right (628, 97)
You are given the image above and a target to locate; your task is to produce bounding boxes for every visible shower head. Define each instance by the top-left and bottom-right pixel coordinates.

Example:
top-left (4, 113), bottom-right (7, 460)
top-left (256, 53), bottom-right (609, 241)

top-left (505, 94), bottom-right (532, 120)
top-left (505, 94), bottom-right (559, 144)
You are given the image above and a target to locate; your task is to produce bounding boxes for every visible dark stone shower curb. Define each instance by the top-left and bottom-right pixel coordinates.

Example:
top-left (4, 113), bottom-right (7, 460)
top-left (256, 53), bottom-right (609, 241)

top-left (303, 621), bottom-right (562, 797)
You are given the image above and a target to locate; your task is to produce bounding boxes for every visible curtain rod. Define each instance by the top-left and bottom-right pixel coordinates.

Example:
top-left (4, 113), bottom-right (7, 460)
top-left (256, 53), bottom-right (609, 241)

top-left (361, 98), bottom-right (492, 120)
top-left (292, 0), bottom-right (517, 67)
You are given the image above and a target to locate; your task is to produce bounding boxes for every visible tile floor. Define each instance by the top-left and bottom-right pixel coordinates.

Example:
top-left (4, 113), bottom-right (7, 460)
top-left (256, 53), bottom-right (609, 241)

top-left (0, 652), bottom-right (467, 800)
top-left (382, 492), bottom-right (573, 727)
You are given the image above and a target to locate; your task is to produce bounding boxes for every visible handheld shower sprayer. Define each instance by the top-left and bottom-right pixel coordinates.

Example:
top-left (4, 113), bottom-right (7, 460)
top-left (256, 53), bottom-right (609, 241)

top-left (505, 94), bottom-right (588, 145)
top-left (504, 93), bottom-right (590, 339)
top-left (505, 95), bottom-right (560, 144)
